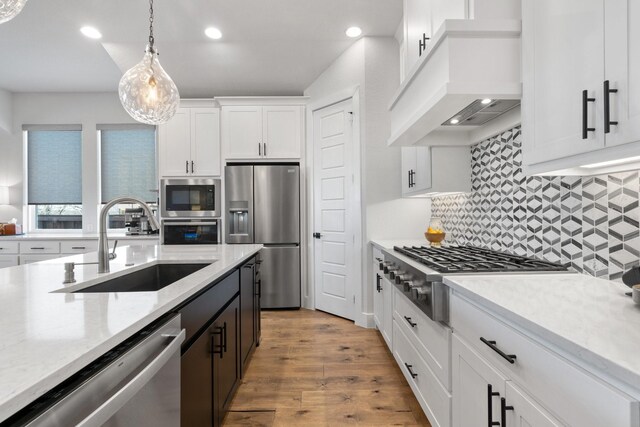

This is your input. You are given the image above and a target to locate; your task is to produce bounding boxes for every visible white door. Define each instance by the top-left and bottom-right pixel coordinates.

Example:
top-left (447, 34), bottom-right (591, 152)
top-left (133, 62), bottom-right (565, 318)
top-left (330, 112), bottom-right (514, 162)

top-left (522, 0), bottom-right (605, 165)
top-left (313, 99), bottom-right (355, 320)
top-left (263, 106), bottom-right (302, 159)
top-left (222, 106), bottom-right (263, 159)
top-left (604, 0), bottom-right (640, 147)
top-left (191, 108), bottom-right (220, 176)
top-left (452, 334), bottom-right (508, 427)
top-left (504, 382), bottom-right (564, 427)
top-left (159, 108), bottom-right (191, 177)
top-left (404, 0), bottom-right (432, 73)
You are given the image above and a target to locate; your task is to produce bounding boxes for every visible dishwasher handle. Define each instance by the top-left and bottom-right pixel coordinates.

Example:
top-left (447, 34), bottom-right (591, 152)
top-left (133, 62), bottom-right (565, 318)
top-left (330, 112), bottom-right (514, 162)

top-left (76, 329), bottom-right (185, 427)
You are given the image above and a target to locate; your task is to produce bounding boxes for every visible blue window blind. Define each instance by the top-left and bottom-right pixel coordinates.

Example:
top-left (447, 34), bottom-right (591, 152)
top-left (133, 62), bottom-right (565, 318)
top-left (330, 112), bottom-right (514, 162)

top-left (100, 127), bottom-right (157, 203)
top-left (27, 130), bottom-right (82, 204)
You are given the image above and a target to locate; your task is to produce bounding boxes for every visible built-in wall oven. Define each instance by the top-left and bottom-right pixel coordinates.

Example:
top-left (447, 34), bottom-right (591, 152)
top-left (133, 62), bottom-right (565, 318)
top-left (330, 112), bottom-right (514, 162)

top-left (161, 178), bottom-right (221, 218)
top-left (162, 219), bottom-right (220, 245)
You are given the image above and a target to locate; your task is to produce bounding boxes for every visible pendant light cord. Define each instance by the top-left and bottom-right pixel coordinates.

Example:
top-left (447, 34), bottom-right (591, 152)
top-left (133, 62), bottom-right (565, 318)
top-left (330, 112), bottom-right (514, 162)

top-left (148, 0), bottom-right (155, 52)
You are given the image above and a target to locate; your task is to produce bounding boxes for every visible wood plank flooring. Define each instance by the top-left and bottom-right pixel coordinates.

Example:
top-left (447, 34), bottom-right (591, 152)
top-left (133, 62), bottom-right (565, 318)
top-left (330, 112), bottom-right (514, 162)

top-left (224, 309), bottom-right (431, 427)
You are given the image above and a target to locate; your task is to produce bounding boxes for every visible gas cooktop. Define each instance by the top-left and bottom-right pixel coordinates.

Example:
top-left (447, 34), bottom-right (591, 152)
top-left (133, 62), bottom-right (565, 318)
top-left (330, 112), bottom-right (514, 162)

top-left (393, 245), bottom-right (569, 274)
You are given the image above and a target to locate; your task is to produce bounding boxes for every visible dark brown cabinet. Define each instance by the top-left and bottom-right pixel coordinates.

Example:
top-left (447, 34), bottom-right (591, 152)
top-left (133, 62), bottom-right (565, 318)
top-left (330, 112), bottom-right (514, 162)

top-left (240, 260), bottom-right (256, 372)
top-left (178, 265), bottom-right (254, 427)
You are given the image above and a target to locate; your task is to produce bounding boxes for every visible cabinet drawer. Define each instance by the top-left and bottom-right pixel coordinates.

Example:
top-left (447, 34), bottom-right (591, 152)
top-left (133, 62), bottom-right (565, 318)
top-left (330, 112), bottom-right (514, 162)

top-left (177, 270), bottom-right (240, 346)
top-left (19, 241), bottom-right (60, 254)
top-left (20, 254), bottom-right (61, 264)
top-left (0, 241), bottom-right (19, 254)
top-left (60, 240), bottom-right (98, 254)
top-left (451, 292), bottom-right (639, 427)
top-left (393, 319), bottom-right (451, 427)
top-left (394, 287), bottom-right (451, 390)
top-left (0, 255), bottom-right (19, 268)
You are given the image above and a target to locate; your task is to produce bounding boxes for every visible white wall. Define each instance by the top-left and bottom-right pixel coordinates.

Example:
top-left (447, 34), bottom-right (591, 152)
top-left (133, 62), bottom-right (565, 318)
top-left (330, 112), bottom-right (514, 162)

top-left (0, 89), bottom-right (12, 134)
top-left (304, 37), bottom-right (430, 327)
top-left (0, 92), bottom-right (138, 231)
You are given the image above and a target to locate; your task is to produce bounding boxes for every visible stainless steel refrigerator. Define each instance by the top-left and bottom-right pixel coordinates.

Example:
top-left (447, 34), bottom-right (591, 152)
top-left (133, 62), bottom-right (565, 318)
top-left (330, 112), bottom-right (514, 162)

top-left (225, 164), bottom-right (300, 308)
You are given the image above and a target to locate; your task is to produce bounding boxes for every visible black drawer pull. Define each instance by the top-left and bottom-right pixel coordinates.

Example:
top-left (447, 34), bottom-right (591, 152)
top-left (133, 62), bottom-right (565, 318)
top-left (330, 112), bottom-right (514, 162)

top-left (222, 321), bottom-right (228, 353)
top-left (404, 362), bottom-right (418, 379)
top-left (71, 246), bottom-right (86, 250)
top-left (31, 247), bottom-right (45, 250)
top-left (582, 90), bottom-right (596, 139)
top-left (376, 273), bottom-right (382, 293)
top-left (488, 384), bottom-right (500, 427)
top-left (604, 80), bottom-right (618, 134)
top-left (501, 397), bottom-right (514, 427)
top-left (481, 337), bottom-right (517, 364)
top-left (403, 316), bottom-right (417, 327)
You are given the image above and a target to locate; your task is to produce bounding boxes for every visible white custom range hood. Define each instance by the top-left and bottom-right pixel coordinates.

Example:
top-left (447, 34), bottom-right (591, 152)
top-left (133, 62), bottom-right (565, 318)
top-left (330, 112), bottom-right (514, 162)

top-left (388, 19), bottom-right (522, 146)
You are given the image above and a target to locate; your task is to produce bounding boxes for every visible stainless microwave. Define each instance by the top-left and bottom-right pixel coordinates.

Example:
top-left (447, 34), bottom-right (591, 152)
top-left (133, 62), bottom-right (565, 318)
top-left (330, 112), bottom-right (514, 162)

top-left (160, 178), bottom-right (221, 218)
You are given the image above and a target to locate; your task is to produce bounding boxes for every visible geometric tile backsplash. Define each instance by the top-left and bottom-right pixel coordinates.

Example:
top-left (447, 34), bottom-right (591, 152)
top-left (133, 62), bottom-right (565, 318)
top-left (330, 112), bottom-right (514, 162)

top-left (431, 125), bottom-right (640, 281)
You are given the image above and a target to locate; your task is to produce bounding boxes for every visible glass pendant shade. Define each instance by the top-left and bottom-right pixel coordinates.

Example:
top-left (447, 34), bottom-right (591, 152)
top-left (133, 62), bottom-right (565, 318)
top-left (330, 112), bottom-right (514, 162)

top-left (0, 0), bottom-right (28, 24)
top-left (118, 46), bottom-right (180, 125)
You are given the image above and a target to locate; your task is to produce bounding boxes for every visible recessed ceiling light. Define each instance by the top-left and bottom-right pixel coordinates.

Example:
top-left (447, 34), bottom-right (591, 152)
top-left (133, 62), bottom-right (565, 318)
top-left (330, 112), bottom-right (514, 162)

top-left (205, 27), bottom-right (222, 40)
top-left (481, 98), bottom-right (493, 105)
top-left (345, 27), bottom-right (362, 38)
top-left (80, 26), bottom-right (102, 39)
top-left (450, 118), bottom-right (460, 125)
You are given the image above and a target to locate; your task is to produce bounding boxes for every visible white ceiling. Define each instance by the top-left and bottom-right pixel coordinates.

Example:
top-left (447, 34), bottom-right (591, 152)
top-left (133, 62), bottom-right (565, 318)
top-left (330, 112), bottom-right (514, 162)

top-left (0, 0), bottom-right (402, 97)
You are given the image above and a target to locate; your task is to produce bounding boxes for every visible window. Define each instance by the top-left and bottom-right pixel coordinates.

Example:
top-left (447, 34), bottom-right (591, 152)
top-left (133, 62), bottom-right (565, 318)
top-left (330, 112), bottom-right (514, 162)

top-left (26, 127), bottom-right (83, 230)
top-left (99, 126), bottom-right (157, 229)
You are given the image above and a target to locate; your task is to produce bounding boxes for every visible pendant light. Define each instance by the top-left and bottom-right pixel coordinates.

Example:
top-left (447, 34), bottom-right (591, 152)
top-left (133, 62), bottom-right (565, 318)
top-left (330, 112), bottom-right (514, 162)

top-left (0, 0), bottom-right (28, 24)
top-left (118, 0), bottom-right (179, 125)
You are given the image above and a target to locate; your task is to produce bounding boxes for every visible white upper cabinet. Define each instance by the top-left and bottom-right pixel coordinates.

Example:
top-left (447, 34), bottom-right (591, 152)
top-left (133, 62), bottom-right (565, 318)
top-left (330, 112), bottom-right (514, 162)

top-left (403, 0), bottom-right (432, 77)
top-left (221, 106), bottom-right (263, 159)
top-left (522, 0), bottom-right (640, 175)
top-left (159, 104), bottom-right (221, 177)
top-left (219, 99), bottom-right (305, 160)
top-left (521, 0), bottom-right (605, 166)
top-left (401, 146), bottom-right (470, 197)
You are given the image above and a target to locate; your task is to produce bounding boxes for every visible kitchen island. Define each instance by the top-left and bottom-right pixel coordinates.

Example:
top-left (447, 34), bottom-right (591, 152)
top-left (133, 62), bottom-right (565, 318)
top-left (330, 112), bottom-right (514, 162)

top-left (0, 243), bottom-right (262, 423)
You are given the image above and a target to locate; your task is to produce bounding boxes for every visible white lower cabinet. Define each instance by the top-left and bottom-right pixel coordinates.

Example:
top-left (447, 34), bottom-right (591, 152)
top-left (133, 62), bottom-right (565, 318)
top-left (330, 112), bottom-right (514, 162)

top-left (451, 291), bottom-right (639, 427)
top-left (0, 256), bottom-right (19, 268)
top-left (394, 319), bottom-right (451, 427)
top-left (504, 381), bottom-right (564, 427)
top-left (20, 254), bottom-right (61, 264)
top-left (372, 249), bottom-right (393, 348)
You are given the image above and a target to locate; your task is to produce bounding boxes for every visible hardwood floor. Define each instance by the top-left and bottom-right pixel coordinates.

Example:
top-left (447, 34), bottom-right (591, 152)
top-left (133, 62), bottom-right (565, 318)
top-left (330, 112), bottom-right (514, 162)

top-left (224, 309), bottom-right (431, 427)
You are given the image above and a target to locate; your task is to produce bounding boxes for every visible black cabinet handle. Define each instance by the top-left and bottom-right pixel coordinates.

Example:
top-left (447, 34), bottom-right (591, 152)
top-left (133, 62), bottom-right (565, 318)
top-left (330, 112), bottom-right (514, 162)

top-left (418, 33), bottom-right (430, 56)
top-left (604, 80), bottom-right (618, 134)
top-left (481, 337), bottom-right (517, 364)
top-left (407, 170), bottom-right (411, 188)
top-left (222, 321), bottom-right (227, 354)
top-left (30, 247), bottom-right (45, 250)
top-left (404, 363), bottom-right (418, 379)
top-left (185, 160), bottom-right (189, 174)
top-left (71, 246), bottom-right (86, 250)
top-left (376, 273), bottom-right (382, 293)
top-left (488, 384), bottom-right (500, 427)
top-left (501, 397), bottom-right (514, 427)
top-left (582, 90), bottom-right (596, 139)
top-left (263, 143), bottom-right (267, 157)
top-left (211, 327), bottom-right (224, 357)
top-left (404, 316), bottom-right (417, 327)
top-left (191, 161), bottom-right (194, 174)
top-left (258, 143), bottom-right (262, 156)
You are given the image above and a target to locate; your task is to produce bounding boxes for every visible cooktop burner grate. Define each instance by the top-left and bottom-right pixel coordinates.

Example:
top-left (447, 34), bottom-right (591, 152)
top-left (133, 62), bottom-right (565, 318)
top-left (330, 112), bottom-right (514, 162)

top-left (393, 245), bottom-right (569, 273)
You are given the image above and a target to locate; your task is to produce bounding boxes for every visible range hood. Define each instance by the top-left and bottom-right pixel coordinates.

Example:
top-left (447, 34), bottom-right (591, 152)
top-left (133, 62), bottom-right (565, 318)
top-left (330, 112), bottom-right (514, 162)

top-left (388, 19), bottom-right (522, 146)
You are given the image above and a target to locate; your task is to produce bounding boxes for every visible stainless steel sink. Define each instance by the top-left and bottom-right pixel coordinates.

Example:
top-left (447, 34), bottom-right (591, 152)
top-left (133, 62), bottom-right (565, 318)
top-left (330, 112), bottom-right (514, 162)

top-left (73, 263), bottom-right (209, 293)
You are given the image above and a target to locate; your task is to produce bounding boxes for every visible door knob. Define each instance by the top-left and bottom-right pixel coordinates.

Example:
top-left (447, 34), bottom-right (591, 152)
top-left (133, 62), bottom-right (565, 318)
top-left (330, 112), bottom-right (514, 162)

top-left (313, 232), bottom-right (322, 239)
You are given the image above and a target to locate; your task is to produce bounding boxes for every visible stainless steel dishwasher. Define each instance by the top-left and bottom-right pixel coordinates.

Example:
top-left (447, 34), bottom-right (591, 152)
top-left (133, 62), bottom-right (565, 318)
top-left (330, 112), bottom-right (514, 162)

top-left (6, 314), bottom-right (184, 427)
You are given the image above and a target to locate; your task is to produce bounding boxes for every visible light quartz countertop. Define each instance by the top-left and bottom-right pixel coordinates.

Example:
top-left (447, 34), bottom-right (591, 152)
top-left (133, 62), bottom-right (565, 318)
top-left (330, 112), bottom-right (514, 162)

top-left (370, 239), bottom-right (640, 391)
top-left (0, 243), bottom-right (262, 422)
top-left (0, 232), bottom-right (159, 241)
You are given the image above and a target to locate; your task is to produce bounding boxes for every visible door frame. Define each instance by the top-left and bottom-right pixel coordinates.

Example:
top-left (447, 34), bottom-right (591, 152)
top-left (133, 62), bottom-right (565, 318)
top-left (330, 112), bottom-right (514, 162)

top-left (305, 86), bottom-right (364, 325)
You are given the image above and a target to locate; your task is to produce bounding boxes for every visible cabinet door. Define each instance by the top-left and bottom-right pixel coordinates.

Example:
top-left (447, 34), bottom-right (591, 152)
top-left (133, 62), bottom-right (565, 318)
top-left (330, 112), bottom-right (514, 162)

top-left (381, 275), bottom-right (394, 349)
top-left (504, 382), bottom-right (564, 427)
top-left (191, 108), bottom-right (221, 176)
top-left (401, 147), bottom-right (416, 195)
top-left (604, 0), bottom-right (640, 147)
top-left (0, 256), bottom-right (18, 269)
top-left (213, 296), bottom-right (240, 427)
top-left (262, 106), bottom-right (302, 159)
top-left (222, 106), bottom-right (263, 159)
top-left (452, 334), bottom-right (507, 427)
top-left (240, 260), bottom-right (255, 372)
top-left (404, 0), bottom-right (431, 74)
top-left (522, 0), bottom-right (605, 165)
top-left (413, 147), bottom-right (432, 192)
top-left (181, 326), bottom-right (214, 427)
top-left (159, 108), bottom-right (192, 177)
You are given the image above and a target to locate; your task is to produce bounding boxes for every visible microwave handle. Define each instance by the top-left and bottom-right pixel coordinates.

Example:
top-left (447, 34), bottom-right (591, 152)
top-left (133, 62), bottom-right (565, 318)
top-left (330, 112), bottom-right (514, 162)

top-left (163, 221), bottom-right (218, 226)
